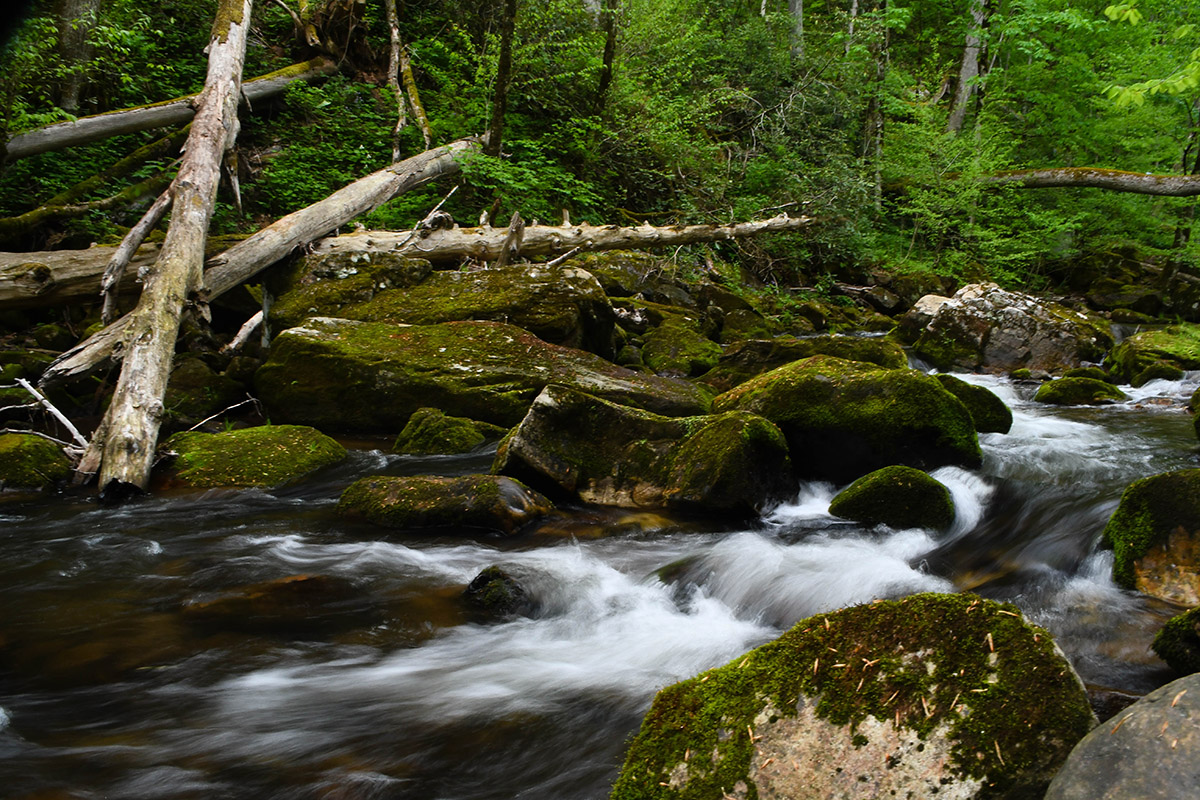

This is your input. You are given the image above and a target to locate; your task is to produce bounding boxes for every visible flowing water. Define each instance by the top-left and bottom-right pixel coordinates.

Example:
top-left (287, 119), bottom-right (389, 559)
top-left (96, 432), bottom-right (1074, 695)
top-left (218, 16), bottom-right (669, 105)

top-left (1, 373), bottom-right (1196, 799)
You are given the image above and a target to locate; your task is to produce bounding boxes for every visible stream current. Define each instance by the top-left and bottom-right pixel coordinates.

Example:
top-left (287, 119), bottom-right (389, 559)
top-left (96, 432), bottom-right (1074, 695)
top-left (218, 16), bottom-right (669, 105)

top-left (1, 372), bottom-right (1195, 799)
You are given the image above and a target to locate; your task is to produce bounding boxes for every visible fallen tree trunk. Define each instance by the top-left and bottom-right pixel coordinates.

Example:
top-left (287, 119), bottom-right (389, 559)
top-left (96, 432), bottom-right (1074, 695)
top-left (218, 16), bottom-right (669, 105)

top-left (981, 167), bottom-right (1200, 196)
top-left (3, 56), bottom-right (336, 163)
top-left (41, 135), bottom-right (482, 386)
top-left (0, 242), bottom-right (163, 309)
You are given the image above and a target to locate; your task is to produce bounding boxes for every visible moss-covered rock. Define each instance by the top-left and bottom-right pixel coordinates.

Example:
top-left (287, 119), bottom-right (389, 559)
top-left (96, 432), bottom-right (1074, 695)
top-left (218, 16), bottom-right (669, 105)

top-left (254, 318), bottom-right (711, 432)
top-left (934, 374), bottom-right (1013, 434)
top-left (716, 307), bottom-right (773, 343)
top-left (611, 593), bottom-right (1096, 800)
top-left (699, 335), bottom-right (908, 394)
top-left (914, 283), bottom-right (1112, 373)
top-left (1131, 359), bottom-right (1185, 387)
top-left (573, 250), bottom-right (698, 307)
top-left (493, 384), bottom-right (794, 516)
top-left (0, 432), bottom-right (72, 489)
top-left (463, 566), bottom-right (535, 619)
top-left (713, 355), bottom-right (981, 483)
top-left (1062, 366), bottom-right (1116, 383)
top-left (642, 315), bottom-right (723, 377)
top-left (828, 465), bottom-right (955, 530)
top-left (1034, 377), bottom-right (1129, 406)
top-left (1101, 469), bottom-right (1200, 603)
top-left (1152, 607), bottom-right (1200, 675)
top-left (337, 474), bottom-right (552, 535)
top-left (1109, 323), bottom-right (1200, 384)
top-left (392, 407), bottom-right (507, 455)
top-left (162, 357), bottom-right (246, 431)
top-left (267, 250), bottom-right (434, 326)
top-left (163, 425), bottom-right (347, 489)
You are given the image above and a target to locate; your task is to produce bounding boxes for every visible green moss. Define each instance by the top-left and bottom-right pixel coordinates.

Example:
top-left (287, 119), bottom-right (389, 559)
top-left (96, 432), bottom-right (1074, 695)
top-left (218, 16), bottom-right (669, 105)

top-left (393, 408), bottom-right (508, 455)
top-left (1101, 469), bottom-right (1200, 588)
top-left (699, 335), bottom-right (907, 394)
top-left (1131, 360), bottom-right (1185, 388)
top-left (1034, 377), bottom-right (1128, 406)
top-left (828, 465), bottom-right (955, 530)
top-left (268, 253), bottom-right (434, 330)
top-left (164, 425), bottom-right (347, 488)
top-left (1010, 368), bottom-right (1033, 380)
top-left (1152, 607), bottom-right (1200, 675)
top-left (0, 433), bottom-right (72, 488)
top-left (337, 474), bottom-right (552, 534)
top-left (934, 374), bottom-right (1013, 434)
top-left (1062, 366), bottom-right (1115, 384)
top-left (163, 357), bottom-right (245, 427)
top-left (611, 593), bottom-right (1095, 800)
top-left (642, 316), bottom-right (722, 377)
top-left (1109, 323), bottom-right (1200, 383)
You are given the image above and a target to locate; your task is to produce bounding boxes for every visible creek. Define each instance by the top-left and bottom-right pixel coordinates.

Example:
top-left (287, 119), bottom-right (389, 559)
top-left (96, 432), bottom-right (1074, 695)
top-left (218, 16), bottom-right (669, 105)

top-left (0, 372), bottom-right (1194, 799)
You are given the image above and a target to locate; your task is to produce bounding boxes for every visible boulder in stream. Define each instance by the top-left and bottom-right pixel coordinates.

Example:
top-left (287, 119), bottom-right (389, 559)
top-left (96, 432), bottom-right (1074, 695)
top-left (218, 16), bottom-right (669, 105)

top-left (338, 474), bottom-right (553, 535)
top-left (463, 566), bottom-right (536, 620)
top-left (934, 373), bottom-right (1013, 433)
top-left (392, 407), bottom-right (508, 455)
top-left (712, 354), bottom-right (981, 483)
top-left (494, 384), bottom-right (794, 516)
top-left (1034, 376), bottom-right (1128, 406)
top-left (1043, 672), bottom-right (1200, 800)
top-left (1152, 606), bottom-right (1200, 675)
top-left (611, 593), bottom-right (1096, 800)
top-left (162, 425), bottom-right (347, 489)
top-left (1108, 323), bottom-right (1200, 384)
top-left (0, 432), bottom-right (72, 490)
top-left (698, 334), bottom-right (907, 394)
top-left (828, 465), bottom-right (955, 530)
top-left (1101, 469), bottom-right (1200, 605)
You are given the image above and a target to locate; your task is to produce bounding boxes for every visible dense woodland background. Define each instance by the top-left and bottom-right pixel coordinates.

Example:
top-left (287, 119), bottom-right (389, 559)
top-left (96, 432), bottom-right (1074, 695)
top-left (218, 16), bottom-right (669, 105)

top-left (2, 0), bottom-right (1198, 293)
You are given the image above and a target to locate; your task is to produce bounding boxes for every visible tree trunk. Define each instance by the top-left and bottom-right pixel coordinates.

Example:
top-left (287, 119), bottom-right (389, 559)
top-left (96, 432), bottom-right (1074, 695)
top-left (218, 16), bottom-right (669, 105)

top-left (946, 0), bottom-right (986, 134)
top-left (40, 136), bottom-right (481, 386)
top-left (788, 0), bottom-right (804, 60)
top-left (484, 0), bottom-right (517, 157)
top-left (92, 0), bottom-right (253, 496)
top-left (385, 0), bottom-right (408, 162)
top-left (56, 0), bottom-right (100, 112)
top-left (981, 167), bottom-right (1200, 196)
top-left (594, 0), bottom-right (618, 115)
top-left (4, 56), bottom-right (336, 163)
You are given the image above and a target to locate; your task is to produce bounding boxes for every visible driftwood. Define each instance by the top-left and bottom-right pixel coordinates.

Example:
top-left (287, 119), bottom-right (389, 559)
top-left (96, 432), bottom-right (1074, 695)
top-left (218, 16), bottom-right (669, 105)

top-left (4, 56), bottom-right (336, 162)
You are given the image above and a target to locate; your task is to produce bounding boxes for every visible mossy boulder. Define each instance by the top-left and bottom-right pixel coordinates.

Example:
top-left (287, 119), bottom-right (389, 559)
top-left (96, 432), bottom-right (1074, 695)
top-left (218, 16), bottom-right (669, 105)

top-left (1131, 360), bottom-right (1185, 387)
top-left (934, 374), bottom-right (1013, 434)
top-left (828, 465), bottom-right (955, 530)
top-left (267, 250), bottom-right (434, 327)
top-left (713, 355), bottom-right (981, 483)
top-left (914, 283), bottom-right (1112, 373)
top-left (493, 384), bottom-right (794, 516)
top-left (1034, 377), bottom-right (1128, 406)
top-left (0, 432), bottom-right (72, 489)
top-left (337, 474), bottom-right (552, 535)
top-left (254, 319), bottom-right (710, 432)
top-left (642, 315), bottom-right (723, 377)
top-left (1152, 607), bottom-right (1200, 675)
top-left (163, 425), bottom-right (347, 489)
top-left (463, 566), bottom-right (535, 619)
top-left (162, 357), bottom-right (245, 430)
top-left (717, 308), bottom-right (774, 343)
top-left (573, 250), bottom-right (698, 307)
top-left (1108, 323), bottom-right (1200, 383)
top-left (1043, 672), bottom-right (1200, 800)
top-left (1085, 278), bottom-right (1163, 317)
top-left (1101, 469), bottom-right (1200, 603)
top-left (611, 593), bottom-right (1096, 800)
top-left (393, 407), bottom-right (507, 455)
top-left (1062, 366), bottom-right (1116, 383)
top-left (698, 335), bottom-right (908, 394)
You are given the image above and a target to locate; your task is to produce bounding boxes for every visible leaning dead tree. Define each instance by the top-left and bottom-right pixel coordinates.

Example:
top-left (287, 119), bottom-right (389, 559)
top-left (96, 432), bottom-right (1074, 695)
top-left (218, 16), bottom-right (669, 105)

top-left (981, 167), bottom-right (1200, 196)
top-left (84, 0), bottom-right (254, 498)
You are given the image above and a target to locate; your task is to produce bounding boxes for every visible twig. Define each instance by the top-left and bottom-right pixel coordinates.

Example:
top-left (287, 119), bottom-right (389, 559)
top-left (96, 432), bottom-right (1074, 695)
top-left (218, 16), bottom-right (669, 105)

top-left (221, 310), bottom-right (264, 354)
top-left (0, 427), bottom-right (83, 454)
top-left (392, 185), bottom-right (458, 250)
top-left (14, 378), bottom-right (88, 449)
top-left (543, 246), bottom-right (581, 268)
top-left (101, 189), bottom-right (173, 324)
top-left (187, 395), bottom-right (260, 432)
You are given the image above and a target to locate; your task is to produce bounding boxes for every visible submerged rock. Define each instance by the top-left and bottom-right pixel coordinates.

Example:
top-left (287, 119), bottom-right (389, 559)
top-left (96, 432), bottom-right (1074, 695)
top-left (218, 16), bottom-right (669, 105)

top-left (699, 335), bottom-right (907, 394)
top-left (162, 425), bottom-right (347, 489)
top-left (181, 574), bottom-right (375, 634)
top-left (934, 373), bottom-right (1013, 433)
top-left (1108, 323), bottom-right (1200, 384)
top-left (493, 384), bottom-right (794, 516)
top-left (1152, 607), bottom-right (1200, 675)
top-left (393, 407), bottom-right (507, 455)
top-left (611, 593), bottom-right (1095, 800)
top-left (1034, 376), bottom-right (1128, 406)
top-left (828, 465), bottom-right (955, 530)
top-left (463, 566), bottom-right (535, 619)
top-left (255, 318), bottom-right (710, 432)
top-left (0, 432), bottom-right (71, 489)
top-left (1101, 469), bottom-right (1200, 604)
top-left (914, 283), bottom-right (1112, 373)
top-left (713, 354), bottom-right (981, 483)
top-left (1044, 672), bottom-right (1200, 800)
top-left (338, 474), bottom-right (553, 535)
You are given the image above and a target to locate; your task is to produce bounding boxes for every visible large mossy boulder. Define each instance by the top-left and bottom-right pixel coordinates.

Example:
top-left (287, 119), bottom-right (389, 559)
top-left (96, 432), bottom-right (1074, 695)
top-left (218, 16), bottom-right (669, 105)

top-left (1101, 469), bottom-right (1200, 604)
top-left (712, 355), bottom-right (981, 483)
top-left (699, 335), bottom-right (907, 394)
top-left (162, 356), bottom-right (245, 431)
top-left (641, 314), bottom-right (723, 377)
top-left (1152, 607), bottom-right (1200, 675)
top-left (1108, 323), bottom-right (1200, 384)
top-left (392, 407), bottom-right (507, 455)
top-left (611, 593), bottom-right (1096, 800)
top-left (1034, 376), bottom-right (1128, 406)
top-left (914, 283), bottom-right (1113, 373)
top-left (828, 465), bottom-right (955, 530)
top-left (162, 425), bottom-right (347, 489)
top-left (338, 474), bottom-right (552, 535)
top-left (267, 250), bottom-right (434, 327)
top-left (493, 384), bottom-right (794, 516)
top-left (573, 250), bottom-right (698, 307)
top-left (1043, 673), bottom-right (1200, 800)
top-left (254, 319), bottom-right (711, 432)
top-left (934, 373), bottom-right (1013, 433)
top-left (0, 432), bottom-right (72, 489)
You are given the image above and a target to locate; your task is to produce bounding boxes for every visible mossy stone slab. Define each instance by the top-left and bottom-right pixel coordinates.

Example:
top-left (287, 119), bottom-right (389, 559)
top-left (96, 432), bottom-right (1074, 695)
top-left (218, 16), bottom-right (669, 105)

top-left (700, 335), bottom-right (907, 394)
top-left (338, 474), bottom-right (552, 535)
top-left (164, 425), bottom-right (347, 488)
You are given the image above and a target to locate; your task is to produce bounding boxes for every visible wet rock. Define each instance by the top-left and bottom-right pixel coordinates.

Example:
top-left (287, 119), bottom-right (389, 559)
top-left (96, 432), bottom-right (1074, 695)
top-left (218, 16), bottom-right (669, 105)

top-left (338, 474), bottom-right (553, 535)
top-left (913, 283), bottom-right (1112, 373)
top-left (1108, 323), bottom-right (1200, 383)
top-left (641, 314), bottom-right (722, 377)
top-left (255, 318), bottom-right (710, 432)
top-left (1062, 366), bottom-right (1117, 383)
top-left (463, 566), bottom-right (534, 619)
top-left (494, 384), bottom-right (794, 516)
top-left (698, 335), bottom-right (907, 394)
top-left (574, 250), bottom-right (698, 307)
top-left (934, 374), bottom-right (1013, 434)
top-left (1131, 360), bottom-right (1185, 388)
top-left (713, 355), bottom-right (981, 483)
top-left (611, 593), bottom-right (1096, 800)
top-left (181, 574), bottom-right (375, 634)
top-left (1044, 673), bottom-right (1200, 800)
top-left (162, 356), bottom-right (245, 431)
top-left (162, 424), bottom-right (347, 489)
top-left (828, 465), bottom-right (955, 530)
top-left (1101, 469), bottom-right (1200, 604)
top-left (393, 407), bottom-right (508, 455)
top-left (0, 432), bottom-right (72, 489)
top-left (1152, 607), bottom-right (1200, 675)
top-left (1034, 377), bottom-right (1129, 406)
top-left (893, 293), bottom-right (951, 343)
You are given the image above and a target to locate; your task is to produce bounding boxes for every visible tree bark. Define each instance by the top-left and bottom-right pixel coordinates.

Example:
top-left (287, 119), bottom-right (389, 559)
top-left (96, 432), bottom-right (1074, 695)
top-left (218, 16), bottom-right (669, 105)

top-left (981, 167), bottom-right (1200, 196)
top-left (484, 0), bottom-right (517, 157)
top-left (385, 0), bottom-right (408, 162)
top-left (594, 0), bottom-right (618, 114)
top-left (93, 0), bottom-right (253, 495)
top-left (4, 56), bottom-right (336, 163)
top-left (56, 0), bottom-right (100, 112)
top-left (788, 0), bottom-right (804, 60)
top-left (946, 0), bottom-right (986, 134)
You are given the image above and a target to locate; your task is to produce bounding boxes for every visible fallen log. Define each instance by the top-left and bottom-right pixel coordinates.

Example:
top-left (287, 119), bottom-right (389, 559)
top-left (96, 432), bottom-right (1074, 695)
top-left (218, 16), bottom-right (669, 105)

top-left (982, 167), bottom-right (1200, 196)
top-left (3, 56), bottom-right (336, 163)
top-left (0, 242), bottom-right (163, 309)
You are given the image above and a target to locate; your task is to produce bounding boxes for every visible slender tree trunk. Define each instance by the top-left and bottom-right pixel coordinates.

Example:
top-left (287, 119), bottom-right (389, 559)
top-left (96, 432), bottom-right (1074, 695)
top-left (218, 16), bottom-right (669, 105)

top-left (947, 0), bottom-right (986, 134)
top-left (400, 46), bottom-right (433, 149)
top-left (56, 0), bottom-right (100, 112)
top-left (93, 0), bottom-right (253, 497)
top-left (484, 0), bottom-right (517, 157)
top-left (788, 0), bottom-right (804, 59)
top-left (594, 0), bottom-right (618, 115)
top-left (385, 0), bottom-right (408, 161)
top-left (846, 0), bottom-right (859, 54)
